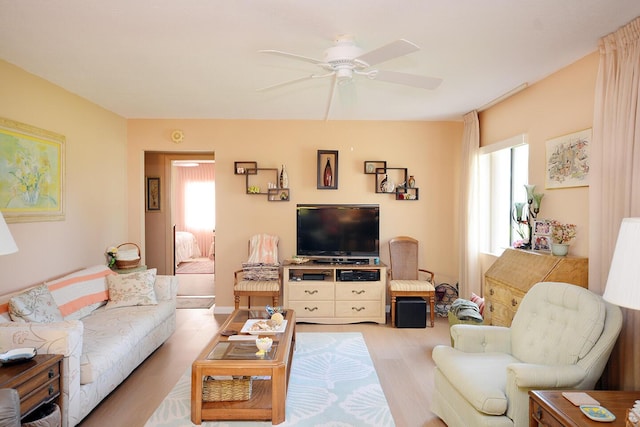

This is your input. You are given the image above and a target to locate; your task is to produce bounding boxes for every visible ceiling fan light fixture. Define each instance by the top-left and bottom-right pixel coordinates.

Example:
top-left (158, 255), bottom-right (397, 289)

top-left (336, 68), bottom-right (353, 84)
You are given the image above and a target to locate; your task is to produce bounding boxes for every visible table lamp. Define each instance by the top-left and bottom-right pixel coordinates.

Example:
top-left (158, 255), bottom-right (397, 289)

top-left (602, 218), bottom-right (640, 426)
top-left (0, 211), bottom-right (18, 255)
top-left (603, 217), bottom-right (640, 310)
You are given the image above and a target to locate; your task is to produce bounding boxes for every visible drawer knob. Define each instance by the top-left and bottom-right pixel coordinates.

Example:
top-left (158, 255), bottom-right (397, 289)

top-left (352, 290), bottom-right (365, 295)
top-left (534, 406), bottom-right (542, 421)
top-left (304, 306), bottom-right (318, 312)
top-left (48, 369), bottom-right (55, 379)
top-left (489, 289), bottom-right (494, 295)
top-left (489, 304), bottom-right (494, 312)
top-left (48, 385), bottom-right (54, 396)
top-left (305, 290), bottom-right (318, 295)
top-left (511, 298), bottom-right (517, 307)
top-left (352, 306), bottom-right (365, 312)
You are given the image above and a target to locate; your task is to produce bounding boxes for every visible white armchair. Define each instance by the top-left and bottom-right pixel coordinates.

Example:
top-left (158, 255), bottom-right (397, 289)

top-left (432, 281), bottom-right (623, 427)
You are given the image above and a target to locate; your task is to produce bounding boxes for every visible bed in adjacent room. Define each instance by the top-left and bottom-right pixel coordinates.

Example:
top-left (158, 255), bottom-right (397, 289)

top-left (175, 231), bottom-right (202, 266)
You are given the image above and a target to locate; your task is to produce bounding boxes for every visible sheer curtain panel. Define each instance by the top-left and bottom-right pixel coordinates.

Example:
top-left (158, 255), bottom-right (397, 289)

top-left (590, 16), bottom-right (640, 390)
top-left (458, 110), bottom-right (481, 298)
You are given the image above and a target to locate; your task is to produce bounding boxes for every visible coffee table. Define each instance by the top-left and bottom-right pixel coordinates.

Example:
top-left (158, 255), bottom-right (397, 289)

top-left (191, 309), bottom-right (296, 425)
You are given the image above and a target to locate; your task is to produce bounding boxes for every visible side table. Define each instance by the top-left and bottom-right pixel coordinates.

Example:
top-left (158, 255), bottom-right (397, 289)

top-left (529, 389), bottom-right (637, 426)
top-left (0, 354), bottom-right (63, 422)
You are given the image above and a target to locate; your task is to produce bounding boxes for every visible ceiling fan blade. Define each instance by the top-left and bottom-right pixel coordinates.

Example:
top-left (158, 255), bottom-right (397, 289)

top-left (259, 49), bottom-right (326, 65)
top-left (372, 70), bottom-right (443, 89)
top-left (356, 39), bottom-right (420, 66)
top-left (256, 75), bottom-right (316, 91)
top-left (324, 75), bottom-right (338, 121)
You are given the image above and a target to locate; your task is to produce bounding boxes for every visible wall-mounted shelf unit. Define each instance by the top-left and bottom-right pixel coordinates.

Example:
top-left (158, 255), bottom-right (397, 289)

top-left (234, 161), bottom-right (257, 175)
top-left (375, 167), bottom-right (408, 194)
top-left (268, 188), bottom-right (290, 201)
top-left (364, 161), bottom-right (386, 174)
top-left (236, 161), bottom-right (290, 201)
top-left (396, 187), bottom-right (419, 200)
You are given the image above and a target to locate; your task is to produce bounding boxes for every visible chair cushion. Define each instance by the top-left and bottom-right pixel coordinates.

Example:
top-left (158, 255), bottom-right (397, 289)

top-left (389, 279), bottom-right (435, 292)
top-left (241, 263), bottom-right (280, 281)
top-left (234, 280), bottom-right (279, 292)
top-left (432, 345), bottom-right (519, 415)
top-left (511, 282), bottom-right (606, 365)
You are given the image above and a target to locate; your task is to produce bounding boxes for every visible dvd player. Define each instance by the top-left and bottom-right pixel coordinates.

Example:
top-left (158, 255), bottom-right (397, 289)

top-left (337, 269), bottom-right (380, 282)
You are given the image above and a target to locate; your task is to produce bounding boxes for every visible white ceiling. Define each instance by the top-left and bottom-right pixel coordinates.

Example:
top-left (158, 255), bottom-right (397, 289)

top-left (1, 1), bottom-right (639, 121)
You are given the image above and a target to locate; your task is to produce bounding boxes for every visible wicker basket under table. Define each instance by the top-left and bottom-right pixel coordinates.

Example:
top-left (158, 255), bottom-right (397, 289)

top-left (203, 377), bottom-right (252, 402)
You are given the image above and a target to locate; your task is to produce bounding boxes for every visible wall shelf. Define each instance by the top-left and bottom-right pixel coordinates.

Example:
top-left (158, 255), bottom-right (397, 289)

top-left (236, 162), bottom-right (290, 201)
top-left (234, 161), bottom-right (257, 175)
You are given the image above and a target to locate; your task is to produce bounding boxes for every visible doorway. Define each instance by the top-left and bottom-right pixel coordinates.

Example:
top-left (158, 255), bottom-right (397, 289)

top-left (144, 152), bottom-right (215, 309)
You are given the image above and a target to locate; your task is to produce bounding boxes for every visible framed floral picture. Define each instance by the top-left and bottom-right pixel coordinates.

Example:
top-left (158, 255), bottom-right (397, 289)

top-left (545, 128), bottom-right (591, 189)
top-left (0, 117), bottom-right (65, 223)
top-left (146, 177), bottom-right (161, 211)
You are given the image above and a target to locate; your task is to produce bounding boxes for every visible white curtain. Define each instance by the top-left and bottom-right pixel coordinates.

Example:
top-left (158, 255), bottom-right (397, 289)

top-left (458, 110), bottom-right (481, 298)
top-left (590, 16), bottom-right (640, 390)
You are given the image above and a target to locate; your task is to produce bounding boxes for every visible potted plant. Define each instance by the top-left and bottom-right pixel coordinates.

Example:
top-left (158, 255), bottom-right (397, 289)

top-left (550, 220), bottom-right (577, 256)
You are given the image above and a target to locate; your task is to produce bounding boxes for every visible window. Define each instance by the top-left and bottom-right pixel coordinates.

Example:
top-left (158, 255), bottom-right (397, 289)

top-left (479, 134), bottom-right (528, 255)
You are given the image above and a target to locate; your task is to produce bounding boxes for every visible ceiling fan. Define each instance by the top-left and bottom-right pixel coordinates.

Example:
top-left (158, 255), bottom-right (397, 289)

top-left (258, 35), bottom-right (442, 120)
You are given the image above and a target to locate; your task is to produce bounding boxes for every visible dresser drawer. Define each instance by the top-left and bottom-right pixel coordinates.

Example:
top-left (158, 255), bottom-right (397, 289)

top-left (21, 378), bottom-right (59, 417)
top-left (15, 362), bottom-right (59, 400)
top-left (335, 283), bottom-right (383, 300)
top-left (287, 282), bottom-right (334, 300)
top-left (288, 300), bottom-right (334, 317)
top-left (335, 300), bottom-right (382, 318)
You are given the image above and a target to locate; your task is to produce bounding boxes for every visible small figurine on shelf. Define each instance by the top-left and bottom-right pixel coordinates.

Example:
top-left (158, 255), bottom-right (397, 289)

top-left (323, 159), bottom-right (333, 187)
top-left (279, 164), bottom-right (289, 188)
top-left (408, 175), bottom-right (416, 188)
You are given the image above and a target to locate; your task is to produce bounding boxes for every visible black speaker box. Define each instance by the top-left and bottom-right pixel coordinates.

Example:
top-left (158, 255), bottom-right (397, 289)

top-left (396, 297), bottom-right (427, 328)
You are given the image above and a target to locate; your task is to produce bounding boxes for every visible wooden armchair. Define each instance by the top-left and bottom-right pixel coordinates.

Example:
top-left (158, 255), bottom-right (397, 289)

top-left (388, 236), bottom-right (436, 327)
top-left (233, 234), bottom-right (281, 309)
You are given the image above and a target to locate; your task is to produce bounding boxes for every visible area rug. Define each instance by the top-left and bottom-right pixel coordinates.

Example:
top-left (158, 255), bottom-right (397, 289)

top-left (145, 332), bottom-right (395, 427)
top-left (176, 296), bottom-right (215, 309)
top-left (176, 259), bottom-right (214, 274)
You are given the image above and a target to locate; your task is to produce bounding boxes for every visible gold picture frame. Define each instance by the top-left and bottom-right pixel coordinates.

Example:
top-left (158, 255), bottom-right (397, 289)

top-left (0, 117), bottom-right (65, 223)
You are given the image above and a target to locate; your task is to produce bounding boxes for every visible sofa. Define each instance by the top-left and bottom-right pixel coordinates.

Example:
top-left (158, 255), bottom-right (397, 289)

top-left (0, 265), bottom-right (177, 427)
top-left (432, 281), bottom-right (623, 427)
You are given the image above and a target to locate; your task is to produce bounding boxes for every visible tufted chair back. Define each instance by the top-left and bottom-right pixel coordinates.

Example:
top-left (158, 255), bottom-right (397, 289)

top-left (510, 282), bottom-right (606, 365)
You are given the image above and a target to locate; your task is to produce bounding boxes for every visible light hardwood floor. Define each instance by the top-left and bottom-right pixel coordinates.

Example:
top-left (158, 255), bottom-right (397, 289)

top-left (78, 307), bottom-right (449, 427)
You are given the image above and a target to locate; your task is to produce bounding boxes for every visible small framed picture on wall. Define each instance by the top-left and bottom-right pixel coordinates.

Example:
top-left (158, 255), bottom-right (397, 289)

top-left (147, 177), bottom-right (161, 211)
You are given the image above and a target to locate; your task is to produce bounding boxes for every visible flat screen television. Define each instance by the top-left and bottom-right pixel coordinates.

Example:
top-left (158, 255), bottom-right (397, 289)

top-left (296, 204), bottom-right (379, 262)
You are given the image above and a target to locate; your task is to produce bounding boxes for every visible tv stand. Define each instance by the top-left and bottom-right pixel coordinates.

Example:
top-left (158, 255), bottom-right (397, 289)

top-left (283, 262), bottom-right (387, 324)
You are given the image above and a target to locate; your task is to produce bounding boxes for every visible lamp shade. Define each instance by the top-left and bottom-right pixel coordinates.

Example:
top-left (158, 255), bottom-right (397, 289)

top-left (0, 212), bottom-right (18, 255)
top-left (603, 217), bottom-right (640, 310)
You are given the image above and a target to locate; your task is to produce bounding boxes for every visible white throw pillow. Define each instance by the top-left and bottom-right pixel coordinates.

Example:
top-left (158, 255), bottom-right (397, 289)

top-left (9, 284), bottom-right (63, 323)
top-left (105, 269), bottom-right (158, 309)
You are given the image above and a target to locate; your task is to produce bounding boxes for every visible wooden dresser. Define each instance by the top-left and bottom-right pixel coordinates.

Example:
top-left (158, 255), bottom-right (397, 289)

top-left (484, 249), bottom-right (588, 327)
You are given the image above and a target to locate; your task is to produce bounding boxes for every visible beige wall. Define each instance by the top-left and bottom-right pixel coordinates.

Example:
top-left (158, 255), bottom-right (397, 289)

top-left (2, 49), bottom-right (597, 308)
top-left (0, 60), bottom-right (128, 292)
top-left (128, 120), bottom-right (463, 310)
top-left (479, 52), bottom-right (598, 278)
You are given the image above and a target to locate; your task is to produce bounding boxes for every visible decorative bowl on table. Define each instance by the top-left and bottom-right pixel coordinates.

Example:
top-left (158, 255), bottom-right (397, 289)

top-left (255, 337), bottom-right (273, 356)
